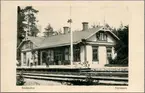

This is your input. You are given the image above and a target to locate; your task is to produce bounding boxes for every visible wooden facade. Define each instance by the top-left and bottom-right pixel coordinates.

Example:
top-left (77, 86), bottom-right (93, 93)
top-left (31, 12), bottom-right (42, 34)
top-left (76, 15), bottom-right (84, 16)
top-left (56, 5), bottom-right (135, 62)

top-left (19, 26), bottom-right (119, 68)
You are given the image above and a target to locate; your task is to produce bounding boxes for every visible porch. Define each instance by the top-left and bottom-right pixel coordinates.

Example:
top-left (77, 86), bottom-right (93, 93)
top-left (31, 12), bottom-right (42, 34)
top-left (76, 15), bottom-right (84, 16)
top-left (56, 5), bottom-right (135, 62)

top-left (20, 43), bottom-right (116, 68)
top-left (20, 61), bottom-right (90, 69)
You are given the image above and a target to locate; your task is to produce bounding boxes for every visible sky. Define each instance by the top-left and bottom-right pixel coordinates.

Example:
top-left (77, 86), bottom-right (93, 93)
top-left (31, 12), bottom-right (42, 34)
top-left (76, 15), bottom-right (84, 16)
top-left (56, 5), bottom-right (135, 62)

top-left (30, 1), bottom-right (130, 34)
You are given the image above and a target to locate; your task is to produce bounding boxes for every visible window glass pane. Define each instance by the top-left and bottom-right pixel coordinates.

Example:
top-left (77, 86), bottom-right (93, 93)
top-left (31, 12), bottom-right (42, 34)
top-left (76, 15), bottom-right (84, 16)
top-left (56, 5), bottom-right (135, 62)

top-left (73, 46), bottom-right (80, 62)
top-left (104, 33), bottom-right (107, 41)
top-left (42, 51), bottom-right (48, 64)
top-left (65, 48), bottom-right (69, 60)
top-left (97, 32), bottom-right (107, 41)
top-left (23, 52), bottom-right (26, 64)
top-left (54, 49), bottom-right (64, 64)
top-left (92, 47), bottom-right (98, 61)
top-left (107, 47), bottom-right (112, 59)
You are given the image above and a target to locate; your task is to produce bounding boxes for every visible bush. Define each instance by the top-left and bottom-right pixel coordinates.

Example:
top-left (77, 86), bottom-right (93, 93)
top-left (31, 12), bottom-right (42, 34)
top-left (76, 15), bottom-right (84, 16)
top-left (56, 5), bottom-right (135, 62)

top-left (108, 57), bottom-right (114, 64)
top-left (106, 57), bottom-right (128, 67)
top-left (113, 25), bottom-right (128, 65)
top-left (16, 73), bottom-right (25, 86)
top-left (69, 73), bottom-right (97, 85)
top-left (16, 60), bottom-right (21, 67)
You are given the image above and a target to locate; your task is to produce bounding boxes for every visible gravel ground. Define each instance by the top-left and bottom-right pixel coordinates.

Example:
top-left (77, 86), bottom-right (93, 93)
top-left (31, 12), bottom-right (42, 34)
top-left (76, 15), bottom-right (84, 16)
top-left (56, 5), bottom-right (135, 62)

top-left (23, 78), bottom-right (66, 86)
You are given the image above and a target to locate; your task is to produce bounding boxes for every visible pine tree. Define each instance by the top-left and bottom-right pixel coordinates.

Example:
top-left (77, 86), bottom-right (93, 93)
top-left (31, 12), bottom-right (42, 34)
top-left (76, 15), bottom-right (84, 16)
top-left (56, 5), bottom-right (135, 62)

top-left (17, 6), bottom-right (39, 62)
top-left (43, 23), bottom-right (54, 37)
top-left (17, 6), bottom-right (26, 47)
top-left (23, 6), bottom-right (39, 37)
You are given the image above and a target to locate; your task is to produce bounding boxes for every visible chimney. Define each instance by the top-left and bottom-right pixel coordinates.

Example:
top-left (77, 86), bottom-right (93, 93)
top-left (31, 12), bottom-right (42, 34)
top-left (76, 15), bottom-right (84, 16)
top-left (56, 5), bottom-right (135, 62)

top-left (63, 26), bottom-right (69, 34)
top-left (82, 22), bottom-right (88, 31)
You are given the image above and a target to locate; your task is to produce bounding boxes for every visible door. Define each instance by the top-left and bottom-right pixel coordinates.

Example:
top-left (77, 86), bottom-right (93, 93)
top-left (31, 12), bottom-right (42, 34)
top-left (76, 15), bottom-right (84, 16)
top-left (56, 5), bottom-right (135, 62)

top-left (41, 51), bottom-right (48, 65)
top-left (54, 48), bottom-right (64, 65)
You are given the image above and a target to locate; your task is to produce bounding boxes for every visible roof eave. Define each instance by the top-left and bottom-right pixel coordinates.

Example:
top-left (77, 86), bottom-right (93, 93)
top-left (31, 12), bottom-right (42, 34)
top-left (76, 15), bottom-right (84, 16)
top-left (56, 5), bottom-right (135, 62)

top-left (106, 30), bottom-right (120, 40)
top-left (34, 42), bottom-right (78, 50)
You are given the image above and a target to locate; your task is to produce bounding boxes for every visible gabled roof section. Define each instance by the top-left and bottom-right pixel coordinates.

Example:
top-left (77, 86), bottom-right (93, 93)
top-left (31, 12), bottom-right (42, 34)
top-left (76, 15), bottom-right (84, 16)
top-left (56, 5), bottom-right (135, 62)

top-left (17, 36), bottom-right (45, 49)
top-left (107, 30), bottom-right (120, 40)
top-left (85, 26), bottom-right (120, 40)
top-left (18, 26), bottom-right (120, 50)
top-left (27, 36), bottom-right (45, 47)
top-left (36, 26), bottom-right (103, 49)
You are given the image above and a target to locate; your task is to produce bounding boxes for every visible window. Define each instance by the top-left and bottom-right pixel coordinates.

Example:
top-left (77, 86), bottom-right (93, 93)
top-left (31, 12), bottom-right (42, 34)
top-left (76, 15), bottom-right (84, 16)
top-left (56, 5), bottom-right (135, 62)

top-left (65, 48), bottom-right (69, 61)
top-left (41, 50), bottom-right (54, 65)
top-left (92, 47), bottom-right (98, 61)
top-left (107, 47), bottom-right (112, 59)
top-left (23, 52), bottom-right (26, 64)
top-left (96, 32), bottom-right (107, 41)
top-left (32, 51), bottom-right (38, 62)
top-left (54, 49), bottom-right (63, 62)
top-left (47, 50), bottom-right (54, 61)
top-left (73, 46), bottom-right (80, 62)
top-left (42, 51), bottom-right (48, 64)
top-left (54, 49), bottom-right (65, 65)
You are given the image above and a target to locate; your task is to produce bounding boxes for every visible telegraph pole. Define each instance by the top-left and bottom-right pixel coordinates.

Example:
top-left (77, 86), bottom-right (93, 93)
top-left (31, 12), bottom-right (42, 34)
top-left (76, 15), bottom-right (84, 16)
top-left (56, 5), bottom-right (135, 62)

top-left (67, 5), bottom-right (73, 66)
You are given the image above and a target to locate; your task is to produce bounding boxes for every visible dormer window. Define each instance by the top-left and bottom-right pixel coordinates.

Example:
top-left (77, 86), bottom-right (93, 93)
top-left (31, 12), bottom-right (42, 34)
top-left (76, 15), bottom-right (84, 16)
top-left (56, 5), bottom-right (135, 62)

top-left (96, 31), bottom-right (107, 41)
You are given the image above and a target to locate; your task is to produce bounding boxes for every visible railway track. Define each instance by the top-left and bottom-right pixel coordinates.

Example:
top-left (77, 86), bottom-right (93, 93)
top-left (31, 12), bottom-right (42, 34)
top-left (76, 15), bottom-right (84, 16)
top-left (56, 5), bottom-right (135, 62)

top-left (17, 67), bottom-right (128, 85)
top-left (17, 72), bottom-right (128, 85)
